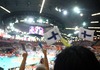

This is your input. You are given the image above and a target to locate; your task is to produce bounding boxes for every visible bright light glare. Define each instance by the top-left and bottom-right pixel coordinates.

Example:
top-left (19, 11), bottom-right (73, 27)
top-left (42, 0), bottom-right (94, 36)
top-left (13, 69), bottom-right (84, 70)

top-left (91, 21), bottom-right (99, 23)
top-left (40, 0), bottom-right (45, 13)
top-left (55, 7), bottom-right (59, 11)
top-left (92, 12), bottom-right (100, 16)
top-left (3, 34), bottom-right (11, 38)
top-left (96, 31), bottom-right (100, 32)
top-left (67, 34), bottom-right (72, 37)
top-left (38, 19), bottom-right (43, 23)
top-left (46, 19), bottom-right (49, 23)
top-left (88, 27), bottom-right (100, 29)
top-left (80, 13), bottom-right (83, 16)
top-left (65, 28), bottom-right (75, 30)
top-left (74, 31), bottom-right (79, 34)
top-left (83, 22), bottom-right (86, 26)
top-left (28, 18), bottom-right (33, 23)
top-left (10, 23), bottom-right (14, 27)
top-left (73, 7), bottom-right (80, 14)
top-left (15, 19), bottom-right (19, 23)
top-left (97, 35), bottom-right (100, 36)
top-left (14, 28), bottom-right (19, 32)
top-left (50, 24), bottom-right (54, 26)
top-left (58, 9), bottom-right (61, 12)
top-left (63, 10), bottom-right (68, 15)
top-left (24, 18), bottom-right (34, 23)
top-left (7, 26), bottom-right (10, 29)
top-left (0, 29), bottom-right (4, 33)
top-left (0, 6), bottom-right (11, 13)
top-left (75, 26), bottom-right (79, 30)
top-left (23, 32), bottom-right (27, 34)
top-left (24, 18), bottom-right (27, 21)
top-left (11, 27), bottom-right (15, 31)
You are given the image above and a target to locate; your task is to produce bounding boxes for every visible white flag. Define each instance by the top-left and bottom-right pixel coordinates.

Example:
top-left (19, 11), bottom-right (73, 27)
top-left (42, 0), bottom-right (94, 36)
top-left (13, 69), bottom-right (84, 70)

top-left (78, 27), bottom-right (94, 41)
top-left (44, 26), bottom-right (61, 45)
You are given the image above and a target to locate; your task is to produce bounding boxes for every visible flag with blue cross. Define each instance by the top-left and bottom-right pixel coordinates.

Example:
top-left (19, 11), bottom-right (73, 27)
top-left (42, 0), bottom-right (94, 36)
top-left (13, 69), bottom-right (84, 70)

top-left (44, 26), bottom-right (61, 45)
top-left (78, 27), bottom-right (94, 41)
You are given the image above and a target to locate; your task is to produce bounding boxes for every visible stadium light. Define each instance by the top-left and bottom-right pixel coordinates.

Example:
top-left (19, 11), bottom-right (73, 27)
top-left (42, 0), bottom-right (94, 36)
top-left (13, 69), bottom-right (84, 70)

top-left (67, 34), bottom-right (72, 37)
top-left (40, 0), bottom-right (45, 13)
top-left (63, 10), bottom-right (68, 15)
top-left (73, 6), bottom-right (80, 14)
top-left (74, 31), bottom-right (79, 34)
top-left (28, 18), bottom-right (34, 23)
top-left (80, 13), bottom-right (83, 16)
top-left (0, 6), bottom-right (11, 13)
top-left (82, 22), bottom-right (86, 26)
top-left (75, 26), bottom-right (79, 30)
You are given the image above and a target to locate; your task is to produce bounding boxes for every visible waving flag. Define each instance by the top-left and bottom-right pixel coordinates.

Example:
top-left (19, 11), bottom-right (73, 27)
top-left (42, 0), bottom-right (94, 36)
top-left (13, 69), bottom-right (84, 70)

top-left (61, 38), bottom-right (71, 47)
top-left (44, 26), bottom-right (61, 45)
top-left (44, 26), bottom-right (71, 47)
top-left (78, 27), bottom-right (94, 41)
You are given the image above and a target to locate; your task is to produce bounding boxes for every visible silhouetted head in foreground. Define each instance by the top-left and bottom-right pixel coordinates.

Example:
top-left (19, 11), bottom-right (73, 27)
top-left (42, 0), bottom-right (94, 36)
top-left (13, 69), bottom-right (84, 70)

top-left (54, 46), bottom-right (100, 70)
top-left (40, 58), bottom-right (44, 64)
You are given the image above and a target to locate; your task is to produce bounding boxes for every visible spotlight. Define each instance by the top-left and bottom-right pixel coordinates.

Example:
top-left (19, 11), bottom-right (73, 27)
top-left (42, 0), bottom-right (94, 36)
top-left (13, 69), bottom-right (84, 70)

top-left (73, 6), bottom-right (80, 14)
top-left (63, 10), bottom-right (68, 15)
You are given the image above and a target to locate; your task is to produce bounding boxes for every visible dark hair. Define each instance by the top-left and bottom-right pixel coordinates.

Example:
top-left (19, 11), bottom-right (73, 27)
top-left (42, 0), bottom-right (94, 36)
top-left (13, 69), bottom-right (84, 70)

top-left (54, 46), bottom-right (100, 70)
top-left (40, 58), bottom-right (44, 64)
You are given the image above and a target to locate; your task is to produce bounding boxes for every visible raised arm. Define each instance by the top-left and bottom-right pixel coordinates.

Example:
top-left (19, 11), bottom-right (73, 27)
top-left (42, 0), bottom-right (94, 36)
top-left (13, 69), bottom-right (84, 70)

top-left (19, 52), bottom-right (28, 70)
top-left (42, 49), bottom-right (49, 70)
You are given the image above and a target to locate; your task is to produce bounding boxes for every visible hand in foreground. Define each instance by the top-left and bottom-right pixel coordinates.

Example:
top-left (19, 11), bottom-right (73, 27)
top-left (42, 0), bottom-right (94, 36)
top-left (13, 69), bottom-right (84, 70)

top-left (42, 49), bottom-right (47, 55)
top-left (22, 52), bottom-right (28, 58)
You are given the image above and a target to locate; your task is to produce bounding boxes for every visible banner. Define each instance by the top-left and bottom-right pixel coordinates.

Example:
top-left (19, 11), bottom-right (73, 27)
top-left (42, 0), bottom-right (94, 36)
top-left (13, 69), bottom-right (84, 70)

top-left (78, 27), bottom-right (94, 41)
top-left (44, 26), bottom-right (61, 45)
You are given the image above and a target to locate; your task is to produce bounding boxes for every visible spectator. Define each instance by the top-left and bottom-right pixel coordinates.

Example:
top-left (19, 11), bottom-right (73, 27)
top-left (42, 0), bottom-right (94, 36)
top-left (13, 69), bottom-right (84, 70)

top-left (19, 49), bottom-right (49, 70)
top-left (19, 52), bottom-right (28, 70)
top-left (54, 46), bottom-right (100, 70)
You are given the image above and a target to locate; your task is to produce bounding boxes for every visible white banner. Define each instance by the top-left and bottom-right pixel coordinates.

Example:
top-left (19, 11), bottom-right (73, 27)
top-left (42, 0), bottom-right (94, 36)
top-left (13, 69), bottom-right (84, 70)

top-left (44, 26), bottom-right (61, 45)
top-left (78, 27), bottom-right (94, 41)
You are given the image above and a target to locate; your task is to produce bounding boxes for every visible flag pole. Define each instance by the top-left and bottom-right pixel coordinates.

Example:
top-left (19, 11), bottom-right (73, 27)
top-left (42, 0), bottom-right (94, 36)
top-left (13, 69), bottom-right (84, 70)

top-left (36, 36), bottom-right (43, 49)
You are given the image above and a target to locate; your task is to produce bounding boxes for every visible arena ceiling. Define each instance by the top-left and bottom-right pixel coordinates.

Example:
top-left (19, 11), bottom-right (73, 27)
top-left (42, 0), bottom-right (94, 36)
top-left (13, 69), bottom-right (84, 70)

top-left (0, 0), bottom-right (100, 37)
